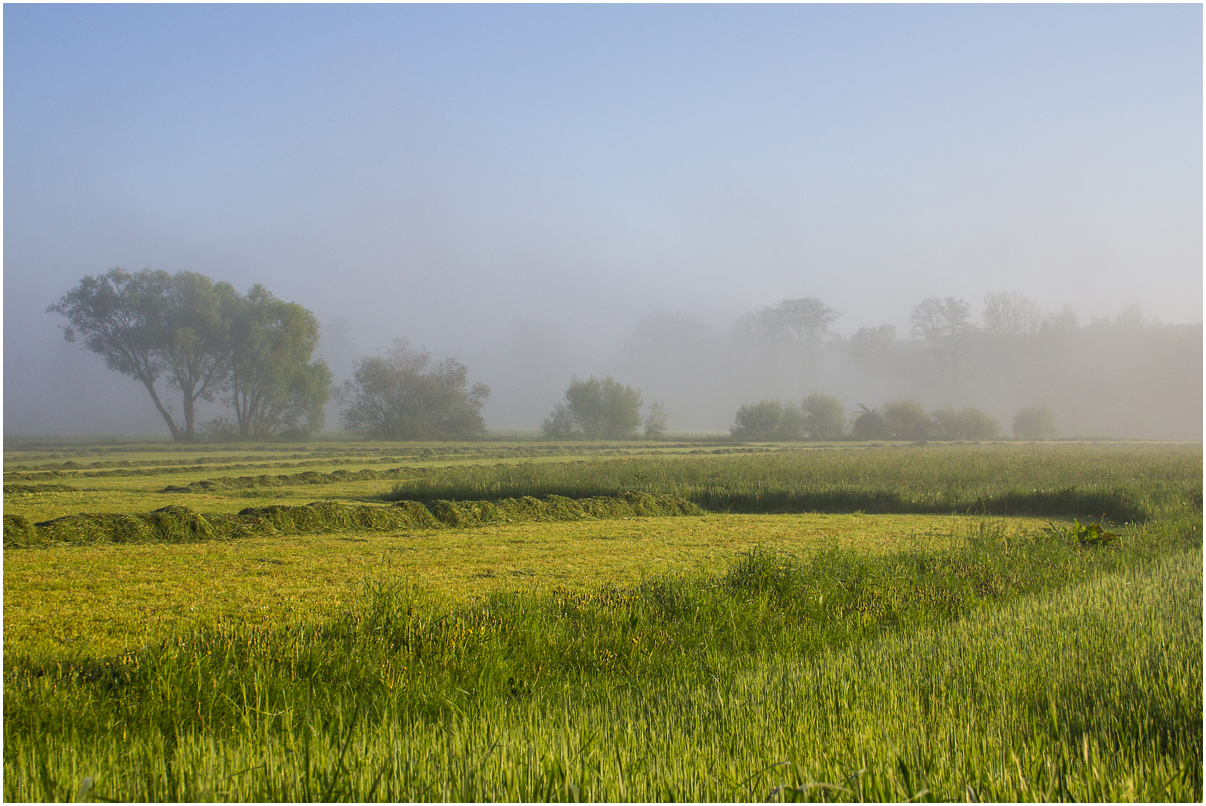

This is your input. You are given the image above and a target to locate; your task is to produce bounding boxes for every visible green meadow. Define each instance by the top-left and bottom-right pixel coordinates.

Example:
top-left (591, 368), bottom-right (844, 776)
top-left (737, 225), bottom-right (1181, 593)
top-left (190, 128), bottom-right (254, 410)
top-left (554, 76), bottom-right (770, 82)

top-left (3, 440), bottom-right (1201, 801)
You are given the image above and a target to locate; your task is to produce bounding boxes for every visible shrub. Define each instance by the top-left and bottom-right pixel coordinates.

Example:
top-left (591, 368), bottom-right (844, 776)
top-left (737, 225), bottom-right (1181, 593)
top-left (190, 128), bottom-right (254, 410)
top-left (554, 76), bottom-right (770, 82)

top-left (644, 402), bottom-right (669, 440)
top-left (731, 400), bottom-right (807, 441)
top-left (802, 392), bottom-right (846, 440)
top-left (883, 399), bottom-right (930, 440)
top-left (931, 406), bottom-right (1000, 440)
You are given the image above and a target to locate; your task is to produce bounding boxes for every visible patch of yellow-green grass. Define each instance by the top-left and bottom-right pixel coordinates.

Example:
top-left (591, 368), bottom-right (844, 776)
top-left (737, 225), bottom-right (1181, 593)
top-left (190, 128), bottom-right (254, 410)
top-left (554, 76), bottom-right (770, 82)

top-left (3, 512), bottom-right (1049, 663)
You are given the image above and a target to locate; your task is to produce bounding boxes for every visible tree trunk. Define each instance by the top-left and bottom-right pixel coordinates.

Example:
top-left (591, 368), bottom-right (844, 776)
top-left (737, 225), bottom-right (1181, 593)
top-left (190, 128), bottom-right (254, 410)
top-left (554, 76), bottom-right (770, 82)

top-left (141, 377), bottom-right (183, 441)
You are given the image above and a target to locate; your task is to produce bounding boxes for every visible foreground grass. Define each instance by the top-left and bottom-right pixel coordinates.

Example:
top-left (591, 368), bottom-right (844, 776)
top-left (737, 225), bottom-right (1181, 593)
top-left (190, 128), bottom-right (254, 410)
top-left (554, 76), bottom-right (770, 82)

top-left (5, 512), bottom-right (1042, 661)
top-left (5, 521), bottom-right (1199, 801)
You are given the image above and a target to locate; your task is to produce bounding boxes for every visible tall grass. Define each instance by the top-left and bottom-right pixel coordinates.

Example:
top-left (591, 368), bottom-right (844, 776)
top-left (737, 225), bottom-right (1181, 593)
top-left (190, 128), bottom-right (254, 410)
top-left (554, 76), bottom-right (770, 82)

top-left (5, 519), bottom-right (1199, 801)
top-left (383, 443), bottom-right (1201, 522)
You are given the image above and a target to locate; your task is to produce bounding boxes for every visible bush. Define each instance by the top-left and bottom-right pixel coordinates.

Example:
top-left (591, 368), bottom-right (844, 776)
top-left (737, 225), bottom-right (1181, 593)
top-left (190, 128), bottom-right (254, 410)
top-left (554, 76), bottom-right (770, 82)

top-left (1013, 407), bottom-right (1059, 440)
top-left (802, 392), bottom-right (846, 440)
top-left (931, 406), bottom-right (1000, 440)
top-left (644, 402), bottom-right (669, 440)
top-left (731, 400), bottom-right (784, 441)
top-left (542, 376), bottom-right (643, 440)
top-left (883, 399), bottom-right (930, 440)
top-left (731, 400), bottom-right (806, 441)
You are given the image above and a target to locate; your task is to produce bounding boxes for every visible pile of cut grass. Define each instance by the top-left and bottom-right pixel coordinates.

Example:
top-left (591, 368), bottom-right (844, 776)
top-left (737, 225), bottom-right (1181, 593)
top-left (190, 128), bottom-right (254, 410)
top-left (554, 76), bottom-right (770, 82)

top-left (160, 467), bottom-right (428, 493)
top-left (3, 491), bottom-right (702, 548)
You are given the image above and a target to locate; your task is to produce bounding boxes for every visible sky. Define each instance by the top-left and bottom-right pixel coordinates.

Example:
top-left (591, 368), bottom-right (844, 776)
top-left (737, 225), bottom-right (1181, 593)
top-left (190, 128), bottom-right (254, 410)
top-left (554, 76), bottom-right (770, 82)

top-left (4, 4), bottom-right (1202, 434)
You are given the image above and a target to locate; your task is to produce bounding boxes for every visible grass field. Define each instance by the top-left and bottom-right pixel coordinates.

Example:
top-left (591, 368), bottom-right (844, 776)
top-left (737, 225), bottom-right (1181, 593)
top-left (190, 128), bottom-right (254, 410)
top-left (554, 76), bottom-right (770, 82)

top-left (3, 440), bottom-right (1201, 801)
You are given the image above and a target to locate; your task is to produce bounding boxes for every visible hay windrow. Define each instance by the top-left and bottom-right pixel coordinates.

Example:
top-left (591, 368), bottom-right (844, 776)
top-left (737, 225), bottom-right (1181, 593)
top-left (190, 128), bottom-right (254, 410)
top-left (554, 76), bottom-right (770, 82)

top-left (4, 493), bottom-right (703, 548)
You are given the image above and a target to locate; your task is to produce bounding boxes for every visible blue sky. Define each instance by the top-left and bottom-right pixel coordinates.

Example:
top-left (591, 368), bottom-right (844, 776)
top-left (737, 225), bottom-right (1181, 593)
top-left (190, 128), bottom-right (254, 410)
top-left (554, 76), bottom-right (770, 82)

top-left (4, 4), bottom-right (1202, 433)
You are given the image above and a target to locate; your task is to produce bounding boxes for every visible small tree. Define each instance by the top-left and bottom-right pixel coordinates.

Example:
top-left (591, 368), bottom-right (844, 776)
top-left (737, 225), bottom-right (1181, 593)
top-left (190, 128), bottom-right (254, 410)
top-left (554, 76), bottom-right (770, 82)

top-left (644, 402), bottom-right (669, 440)
top-left (803, 392), bottom-right (846, 440)
top-left (542, 376), bottom-right (643, 440)
top-left (883, 399), bottom-right (930, 440)
top-left (340, 340), bottom-right (489, 440)
top-left (851, 405), bottom-right (889, 440)
top-left (1013, 407), bottom-right (1059, 440)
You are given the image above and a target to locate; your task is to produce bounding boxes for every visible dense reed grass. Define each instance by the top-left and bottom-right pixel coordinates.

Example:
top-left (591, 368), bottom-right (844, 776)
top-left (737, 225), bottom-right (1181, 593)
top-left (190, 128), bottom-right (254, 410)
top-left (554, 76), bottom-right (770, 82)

top-left (5, 518), bottom-right (1199, 801)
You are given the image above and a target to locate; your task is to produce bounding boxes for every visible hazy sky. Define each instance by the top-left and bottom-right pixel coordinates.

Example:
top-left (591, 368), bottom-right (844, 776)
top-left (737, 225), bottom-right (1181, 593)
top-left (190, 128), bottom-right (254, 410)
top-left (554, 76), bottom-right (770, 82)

top-left (4, 4), bottom-right (1202, 434)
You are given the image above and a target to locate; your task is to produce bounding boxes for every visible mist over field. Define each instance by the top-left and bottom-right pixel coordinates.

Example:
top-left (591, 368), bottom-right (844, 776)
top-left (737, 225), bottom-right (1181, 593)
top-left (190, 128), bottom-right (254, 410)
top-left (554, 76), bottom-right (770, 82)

top-left (5, 5), bottom-right (1202, 440)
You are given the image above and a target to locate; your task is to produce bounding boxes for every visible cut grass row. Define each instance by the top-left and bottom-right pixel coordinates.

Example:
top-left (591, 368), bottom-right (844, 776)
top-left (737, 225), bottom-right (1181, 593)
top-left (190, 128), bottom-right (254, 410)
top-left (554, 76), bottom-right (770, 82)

top-left (5, 526), bottom-right (1198, 801)
top-left (3, 492), bottom-right (702, 548)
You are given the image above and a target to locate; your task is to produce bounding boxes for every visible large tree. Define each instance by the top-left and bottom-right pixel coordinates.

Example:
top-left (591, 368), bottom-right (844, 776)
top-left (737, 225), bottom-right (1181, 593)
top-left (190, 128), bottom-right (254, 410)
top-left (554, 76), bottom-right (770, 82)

top-left (542, 376), bottom-right (643, 440)
top-left (340, 340), bottom-right (489, 440)
top-left (228, 286), bottom-right (332, 439)
top-left (48, 268), bottom-right (239, 440)
top-left (734, 297), bottom-right (841, 347)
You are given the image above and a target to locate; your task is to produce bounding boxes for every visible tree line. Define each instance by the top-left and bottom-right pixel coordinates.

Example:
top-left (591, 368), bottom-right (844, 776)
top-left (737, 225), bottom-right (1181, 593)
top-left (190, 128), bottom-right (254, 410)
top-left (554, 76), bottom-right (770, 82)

top-left (50, 270), bottom-right (494, 442)
top-left (729, 394), bottom-right (1059, 442)
top-left (51, 271), bottom-right (1198, 441)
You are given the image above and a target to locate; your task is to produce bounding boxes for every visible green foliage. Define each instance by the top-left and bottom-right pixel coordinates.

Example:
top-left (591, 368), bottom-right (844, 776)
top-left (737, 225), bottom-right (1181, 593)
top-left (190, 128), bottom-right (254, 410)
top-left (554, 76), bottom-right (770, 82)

top-left (48, 268), bottom-right (241, 441)
top-left (729, 399), bottom-right (808, 441)
top-left (229, 286), bottom-right (331, 439)
top-left (48, 270), bottom-right (330, 442)
top-left (1051, 518), bottom-right (1119, 548)
top-left (340, 340), bottom-right (490, 440)
top-left (930, 405), bottom-right (1000, 440)
top-left (542, 376), bottom-right (643, 440)
top-left (1014, 406), bottom-right (1060, 440)
top-left (883, 398), bottom-right (930, 440)
top-left (643, 401), bottom-right (669, 440)
top-left (802, 392), bottom-right (846, 440)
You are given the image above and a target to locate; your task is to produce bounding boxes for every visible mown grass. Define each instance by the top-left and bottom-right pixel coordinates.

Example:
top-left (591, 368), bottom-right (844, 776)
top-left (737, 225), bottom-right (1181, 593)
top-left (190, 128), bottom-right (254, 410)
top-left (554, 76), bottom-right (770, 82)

top-left (4, 440), bottom-right (1200, 801)
top-left (3, 492), bottom-right (700, 548)
top-left (6, 511), bottom-right (1035, 663)
top-left (4, 523), bottom-right (1199, 801)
